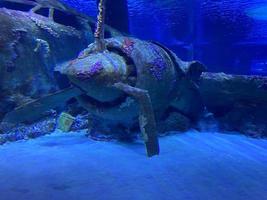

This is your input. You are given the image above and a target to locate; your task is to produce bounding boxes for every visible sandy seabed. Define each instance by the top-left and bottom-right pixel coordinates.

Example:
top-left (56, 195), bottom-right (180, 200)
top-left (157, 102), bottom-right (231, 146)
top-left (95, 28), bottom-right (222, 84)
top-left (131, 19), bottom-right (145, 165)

top-left (0, 129), bottom-right (266, 200)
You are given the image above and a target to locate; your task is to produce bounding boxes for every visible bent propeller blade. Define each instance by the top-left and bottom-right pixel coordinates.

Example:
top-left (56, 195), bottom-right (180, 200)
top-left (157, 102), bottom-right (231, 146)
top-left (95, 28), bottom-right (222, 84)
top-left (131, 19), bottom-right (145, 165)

top-left (113, 82), bottom-right (160, 157)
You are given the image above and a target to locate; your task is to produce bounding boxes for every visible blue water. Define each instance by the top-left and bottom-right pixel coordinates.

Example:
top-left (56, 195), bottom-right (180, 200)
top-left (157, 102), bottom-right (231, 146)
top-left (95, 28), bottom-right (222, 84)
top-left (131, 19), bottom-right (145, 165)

top-left (246, 4), bottom-right (267, 20)
top-left (62, 0), bottom-right (267, 75)
top-left (0, 130), bottom-right (266, 200)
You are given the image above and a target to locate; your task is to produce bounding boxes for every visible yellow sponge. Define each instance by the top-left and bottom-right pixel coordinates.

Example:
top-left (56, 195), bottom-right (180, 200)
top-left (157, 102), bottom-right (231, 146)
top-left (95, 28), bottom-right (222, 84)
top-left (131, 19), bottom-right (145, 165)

top-left (57, 112), bottom-right (75, 132)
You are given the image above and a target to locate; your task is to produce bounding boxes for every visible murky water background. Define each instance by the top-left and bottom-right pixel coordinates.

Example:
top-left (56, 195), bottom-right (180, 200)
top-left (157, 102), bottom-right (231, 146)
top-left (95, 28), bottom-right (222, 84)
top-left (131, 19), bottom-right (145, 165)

top-left (62, 0), bottom-right (267, 75)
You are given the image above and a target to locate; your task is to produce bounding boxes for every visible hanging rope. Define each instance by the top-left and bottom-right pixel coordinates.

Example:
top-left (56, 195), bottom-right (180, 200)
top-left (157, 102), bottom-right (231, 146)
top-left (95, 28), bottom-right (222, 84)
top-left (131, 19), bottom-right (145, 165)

top-left (94, 0), bottom-right (106, 51)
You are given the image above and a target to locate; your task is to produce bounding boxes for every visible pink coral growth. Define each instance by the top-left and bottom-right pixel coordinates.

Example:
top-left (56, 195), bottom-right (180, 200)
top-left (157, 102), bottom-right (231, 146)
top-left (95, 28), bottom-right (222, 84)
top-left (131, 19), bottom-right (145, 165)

top-left (122, 38), bottom-right (135, 56)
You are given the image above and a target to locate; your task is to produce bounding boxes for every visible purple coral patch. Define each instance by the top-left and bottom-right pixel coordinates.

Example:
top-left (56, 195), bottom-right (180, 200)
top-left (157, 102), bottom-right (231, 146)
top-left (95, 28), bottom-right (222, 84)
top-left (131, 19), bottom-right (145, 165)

top-left (90, 61), bottom-right (103, 75)
top-left (149, 57), bottom-right (166, 80)
top-left (76, 61), bottom-right (103, 80)
top-left (149, 45), bottom-right (167, 80)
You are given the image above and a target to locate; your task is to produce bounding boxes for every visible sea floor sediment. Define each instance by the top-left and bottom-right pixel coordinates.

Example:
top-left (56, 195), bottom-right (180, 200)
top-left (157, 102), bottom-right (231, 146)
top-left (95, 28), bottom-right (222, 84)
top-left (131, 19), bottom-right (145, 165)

top-left (0, 130), bottom-right (266, 200)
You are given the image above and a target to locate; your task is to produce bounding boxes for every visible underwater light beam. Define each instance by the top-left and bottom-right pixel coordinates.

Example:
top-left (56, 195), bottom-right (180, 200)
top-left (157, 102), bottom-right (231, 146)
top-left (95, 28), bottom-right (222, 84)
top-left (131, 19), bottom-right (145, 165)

top-left (246, 4), bottom-right (267, 21)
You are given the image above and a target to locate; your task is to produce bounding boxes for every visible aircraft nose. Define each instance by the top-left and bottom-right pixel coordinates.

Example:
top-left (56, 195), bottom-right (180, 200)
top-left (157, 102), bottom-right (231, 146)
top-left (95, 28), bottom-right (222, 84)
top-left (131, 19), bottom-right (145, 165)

top-left (58, 51), bottom-right (131, 102)
top-left (65, 52), bottom-right (128, 84)
top-left (75, 61), bottom-right (104, 81)
top-left (62, 56), bottom-right (103, 81)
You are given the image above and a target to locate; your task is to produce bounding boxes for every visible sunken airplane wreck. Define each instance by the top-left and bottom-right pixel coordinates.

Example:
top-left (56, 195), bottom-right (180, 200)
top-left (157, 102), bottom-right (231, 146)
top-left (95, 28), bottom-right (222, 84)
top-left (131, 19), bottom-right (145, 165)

top-left (1, 0), bottom-right (267, 156)
top-left (1, 0), bottom-right (206, 157)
